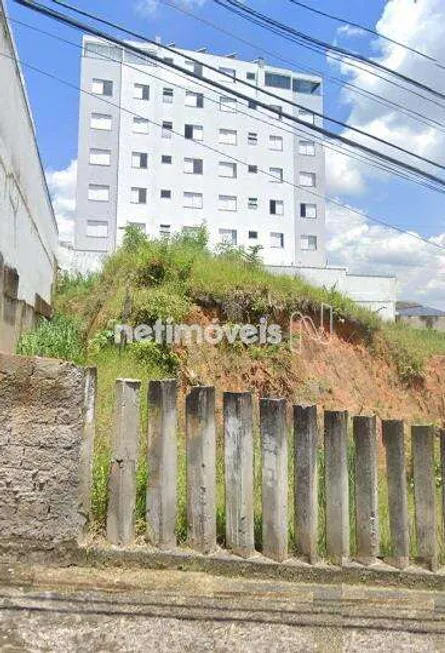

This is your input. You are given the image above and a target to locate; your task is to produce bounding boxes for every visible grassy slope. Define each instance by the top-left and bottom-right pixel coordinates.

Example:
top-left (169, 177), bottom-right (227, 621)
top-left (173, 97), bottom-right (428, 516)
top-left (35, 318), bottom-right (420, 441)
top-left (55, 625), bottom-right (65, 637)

top-left (17, 227), bottom-right (445, 550)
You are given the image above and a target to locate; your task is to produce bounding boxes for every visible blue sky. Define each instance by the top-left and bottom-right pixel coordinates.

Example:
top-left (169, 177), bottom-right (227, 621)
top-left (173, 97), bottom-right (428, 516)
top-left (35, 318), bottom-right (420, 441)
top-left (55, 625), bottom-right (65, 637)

top-left (6, 0), bottom-right (445, 305)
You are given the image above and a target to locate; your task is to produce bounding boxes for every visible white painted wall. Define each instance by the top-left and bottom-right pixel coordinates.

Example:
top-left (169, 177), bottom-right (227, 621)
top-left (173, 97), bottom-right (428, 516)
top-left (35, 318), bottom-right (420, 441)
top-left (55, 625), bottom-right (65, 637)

top-left (0, 1), bottom-right (58, 306)
top-left (267, 265), bottom-right (397, 322)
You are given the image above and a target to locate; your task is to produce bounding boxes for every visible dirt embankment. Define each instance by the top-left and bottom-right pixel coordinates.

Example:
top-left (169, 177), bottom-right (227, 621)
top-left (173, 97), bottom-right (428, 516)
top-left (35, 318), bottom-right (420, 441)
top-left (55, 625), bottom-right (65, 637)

top-left (178, 319), bottom-right (445, 425)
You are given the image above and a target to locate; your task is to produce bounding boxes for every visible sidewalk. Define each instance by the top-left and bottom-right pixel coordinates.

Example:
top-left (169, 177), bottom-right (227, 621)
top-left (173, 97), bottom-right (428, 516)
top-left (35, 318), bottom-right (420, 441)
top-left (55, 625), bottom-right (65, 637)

top-left (1, 562), bottom-right (445, 651)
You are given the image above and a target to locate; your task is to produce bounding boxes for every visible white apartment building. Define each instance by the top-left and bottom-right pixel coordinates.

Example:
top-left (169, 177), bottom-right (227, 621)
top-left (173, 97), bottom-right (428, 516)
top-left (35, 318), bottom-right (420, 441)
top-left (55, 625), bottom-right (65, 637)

top-left (75, 37), bottom-right (327, 267)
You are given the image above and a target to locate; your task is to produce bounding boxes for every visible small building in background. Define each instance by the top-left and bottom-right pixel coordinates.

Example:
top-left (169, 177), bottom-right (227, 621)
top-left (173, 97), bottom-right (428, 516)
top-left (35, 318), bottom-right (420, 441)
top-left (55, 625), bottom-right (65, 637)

top-left (396, 303), bottom-right (445, 331)
top-left (0, 2), bottom-right (58, 352)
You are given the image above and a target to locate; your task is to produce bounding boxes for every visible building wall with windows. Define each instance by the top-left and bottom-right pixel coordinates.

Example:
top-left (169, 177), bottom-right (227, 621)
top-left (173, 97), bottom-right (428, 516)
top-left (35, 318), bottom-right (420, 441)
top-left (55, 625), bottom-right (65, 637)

top-left (0, 2), bottom-right (58, 352)
top-left (75, 37), bottom-right (326, 267)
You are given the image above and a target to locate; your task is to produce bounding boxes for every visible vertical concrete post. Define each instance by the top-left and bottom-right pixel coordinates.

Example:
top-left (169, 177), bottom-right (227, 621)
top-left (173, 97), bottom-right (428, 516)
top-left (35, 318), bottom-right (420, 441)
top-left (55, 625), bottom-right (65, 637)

top-left (78, 366), bottom-right (97, 537)
top-left (324, 410), bottom-right (349, 563)
top-left (382, 420), bottom-right (409, 568)
top-left (186, 386), bottom-right (216, 553)
top-left (224, 392), bottom-right (255, 558)
top-left (106, 379), bottom-right (141, 547)
top-left (440, 429), bottom-right (445, 541)
top-left (294, 404), bottom-right (318, 563)
top-left (412, 425), bottom-right (437, 571)
top-left (0, 253), bottom-right (4, 352)
top-left (353, 415), bottom-right (379, 564)
top-left (146, 379), bottom-right (178, 550)
top-left (261, 398), bottom-right (288, 562)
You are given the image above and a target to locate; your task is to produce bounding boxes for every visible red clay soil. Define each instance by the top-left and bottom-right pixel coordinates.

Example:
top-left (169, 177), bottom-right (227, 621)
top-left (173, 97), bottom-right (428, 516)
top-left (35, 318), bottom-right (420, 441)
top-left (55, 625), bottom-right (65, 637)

top-left (178, 329), bottom-right (445, 425)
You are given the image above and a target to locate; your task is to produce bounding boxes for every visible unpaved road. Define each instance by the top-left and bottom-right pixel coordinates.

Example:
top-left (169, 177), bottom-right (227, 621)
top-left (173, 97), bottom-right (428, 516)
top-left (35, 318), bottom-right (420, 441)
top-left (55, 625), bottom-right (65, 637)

top-left (1, 563), bottom-right (445, 651)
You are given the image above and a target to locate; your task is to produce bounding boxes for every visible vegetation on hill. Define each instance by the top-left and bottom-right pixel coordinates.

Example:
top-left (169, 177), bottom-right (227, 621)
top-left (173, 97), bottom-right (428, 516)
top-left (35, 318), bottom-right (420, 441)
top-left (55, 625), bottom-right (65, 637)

top-left (15, 225), bottom-right (445, 552)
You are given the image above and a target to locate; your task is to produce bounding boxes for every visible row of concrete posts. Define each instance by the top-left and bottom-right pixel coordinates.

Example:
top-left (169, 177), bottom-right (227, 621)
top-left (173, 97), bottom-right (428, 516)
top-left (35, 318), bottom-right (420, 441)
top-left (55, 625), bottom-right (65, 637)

top-left (105, 378), bottom-right (440, 570)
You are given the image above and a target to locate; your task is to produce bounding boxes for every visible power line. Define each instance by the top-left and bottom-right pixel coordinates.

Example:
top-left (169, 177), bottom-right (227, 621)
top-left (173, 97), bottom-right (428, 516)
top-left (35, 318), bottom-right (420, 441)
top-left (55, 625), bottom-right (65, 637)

top-left (286, 0), bottom-right (445, 72)
top-left (9, 13), bottom-right (444, 196)
top-left (211, 0), bottom-right (445, 107)
top-left (2, 47), bottom-right (445, 255)
top-left (21, 0), bottom-right (445, 188)
top-left (47, 0), bottom-right (445, 171)
top-left (157, 0), bottom-right (445, 137)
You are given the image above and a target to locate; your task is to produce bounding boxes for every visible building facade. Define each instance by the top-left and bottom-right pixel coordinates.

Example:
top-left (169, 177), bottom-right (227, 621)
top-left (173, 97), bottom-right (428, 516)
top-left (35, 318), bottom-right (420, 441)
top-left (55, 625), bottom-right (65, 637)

top-left (75, 37), bottom-right (326, 267)
top-left (0, 1), bottom-right (58, 352)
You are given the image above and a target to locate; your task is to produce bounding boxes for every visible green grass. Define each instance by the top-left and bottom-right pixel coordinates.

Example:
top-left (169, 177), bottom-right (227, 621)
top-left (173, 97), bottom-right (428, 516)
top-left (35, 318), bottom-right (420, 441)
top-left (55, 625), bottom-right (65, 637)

top-left (16, 226), bottom-right (445, 555)
top-left (16, 313), bottom-right (86, 365)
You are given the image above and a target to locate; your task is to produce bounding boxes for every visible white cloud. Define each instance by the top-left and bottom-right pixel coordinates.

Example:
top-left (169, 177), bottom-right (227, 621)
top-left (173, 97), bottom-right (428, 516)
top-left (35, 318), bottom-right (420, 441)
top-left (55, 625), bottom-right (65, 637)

top-left (325, 148), bottom-right (367, 195)
top-left (337, 24), bottom-right (366, 39)
top-left (135, 0), bottom-right (206, 16)
top-left (45, 160), bottom-right (77, 244)
top-left (324, 0), bottom-right (445, 305)
top-left (326, 201), bottom-right (445, 306)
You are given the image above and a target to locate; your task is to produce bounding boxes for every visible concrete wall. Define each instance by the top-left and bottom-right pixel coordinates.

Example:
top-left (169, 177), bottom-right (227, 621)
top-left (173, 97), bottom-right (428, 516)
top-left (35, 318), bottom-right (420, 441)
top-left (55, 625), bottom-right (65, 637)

top-left (0, 2), bottom-right (58, 352)
top-left (397, 315), bottom-right (445, 331)
top-left (0, 354), bottom-right (95, 545)
top-left (267, 265), bottom-right (397, 322)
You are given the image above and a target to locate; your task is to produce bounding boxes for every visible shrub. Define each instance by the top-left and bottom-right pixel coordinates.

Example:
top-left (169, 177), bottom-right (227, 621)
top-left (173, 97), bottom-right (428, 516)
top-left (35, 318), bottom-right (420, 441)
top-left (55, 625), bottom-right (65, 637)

top-left (16, 313), bottom-right (86, 364)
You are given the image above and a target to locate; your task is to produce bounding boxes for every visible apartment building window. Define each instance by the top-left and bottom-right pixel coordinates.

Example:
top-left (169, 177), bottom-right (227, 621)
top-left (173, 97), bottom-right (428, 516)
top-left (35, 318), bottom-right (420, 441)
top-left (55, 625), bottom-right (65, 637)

top-left (299, 140), bottom-right (315, 156)
top-left (86, 220), bottom-right (108, 238)
top-left (184, 157), bottom-right (203, 174)
top-left (269, 167), bottom-right (283, 183)
top-left (248, 100), bottom-right (258, 110)
top-left (300, 172), bottom-right (316, 187)
top-left (219, 162), bottom-right (237, 178)
top-left (185, 60), bottom-right (203, 77)
top-left (160, 189), bottom-right (171, 199)
top-left (269, 104), bottom-right (283, 120)
top-left (184, 124), bottom-right (204, 141)
top-left (293, 79), bottom-right (321, 95)
top-left (301, 235), bottom-right (318, 251)
top-left (183, 192), bottom-right (203, 209)
top-left (160, 224), bottom-right (171, 237)
top-left (269, 135), bottom-right (283, 151)
top-left (84, 41), bottom-right (122, 62)
top-left (219, 128), bottom-right (237, 145)
top-left (219, 195), bottom-right (237, 211)
top-left (248, 165), bottom-right (258, 174)
top-left (270, 232), bottom-right (284, 248)
top-left (127, 222), bottom-right (146, 232)
top-left (132, 152), bottom-right (148, 169)
top-left (133, 116), bottom-right (149, 134)
top-left (89, 148), bottom-right (111, 166)
top-left (220, 96), bottom-right (237, 113)
top-left (88, 184), bottom-right (109, 202)
top-left (246, 72), bottom-right (256, 81)
top-left (301, 203), bottom-right (317, 218)
top-left (162, 155), bottom-right (172, 164)
top-left (131, 187), bottom-right (147, 204)
top-left (134, 83), bottom-right (150, 100)
top-left (125, 51), bottom-right (152, 66)
top-left (183, 226), bottom-right (201, 236)
top-left (299, 109), bottom-right (315, 124)
top-left (219, 229), bottom-right (237, 245)
top-left (248, 197), bottom-right (258, 210)
top-left (248, 230), bottom-right (258, 239)
top-left (163, 87), bottom-right (174, 103)
top-left (90, 113), bottom-right (112, 131)
top-left (270, 199), bottom-right (284, 215)
top-left (219, 66), bottom-right (236, 81)
top-left (248, 132), bottom-right (258, 145)
top-left (265, 73), bottom-right (291, 89)
top-left (91, 78), bottom-right (113, 96)
top-left (186, 91), bottom-right (204, 108)
top-left (162, 121), bottom-right (173, 138)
